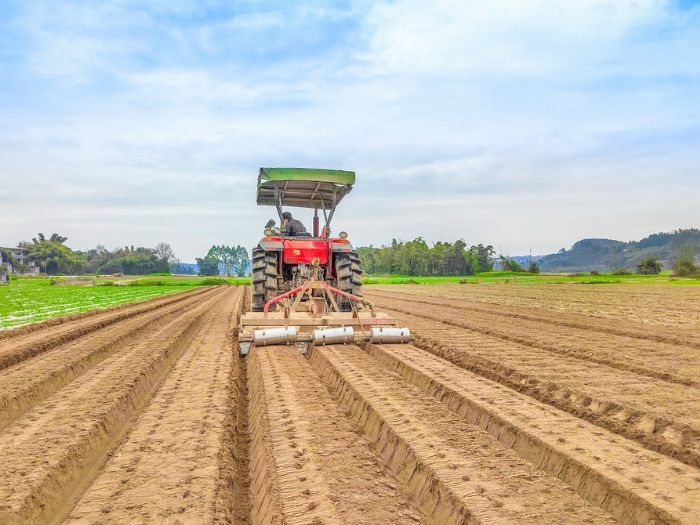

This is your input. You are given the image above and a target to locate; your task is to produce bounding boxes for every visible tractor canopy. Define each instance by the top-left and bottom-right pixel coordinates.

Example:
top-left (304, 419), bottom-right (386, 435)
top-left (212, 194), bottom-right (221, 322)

top-left (257, 168), bottom-right (355, 209)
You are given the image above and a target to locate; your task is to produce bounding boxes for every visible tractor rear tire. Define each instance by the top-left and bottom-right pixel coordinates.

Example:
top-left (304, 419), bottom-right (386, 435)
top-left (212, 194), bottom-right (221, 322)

top-left (252, 247), bottom-right (279, 312)
top-left (335, 251), bottom-right (363, 312)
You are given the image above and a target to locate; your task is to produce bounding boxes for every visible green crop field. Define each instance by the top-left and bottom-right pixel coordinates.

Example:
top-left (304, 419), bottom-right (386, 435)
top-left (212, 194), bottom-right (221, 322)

top-left (0, 277), bottom-right (186, 329)
top-left (0, 275), bottom-right (252, 330)
top-left (362, 271), bottom-right (700, 285)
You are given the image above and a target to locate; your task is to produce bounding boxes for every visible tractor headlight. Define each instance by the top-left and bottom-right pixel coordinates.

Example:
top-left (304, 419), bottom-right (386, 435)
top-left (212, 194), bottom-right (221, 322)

top-left (339, 231), bottom-right (348, 239)
top-left (264, 228), bottom-right (274, 237)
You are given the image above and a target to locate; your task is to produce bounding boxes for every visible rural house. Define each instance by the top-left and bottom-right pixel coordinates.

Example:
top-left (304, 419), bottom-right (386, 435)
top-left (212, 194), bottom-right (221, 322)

top-left (0, 246), bottom-right (39, 283)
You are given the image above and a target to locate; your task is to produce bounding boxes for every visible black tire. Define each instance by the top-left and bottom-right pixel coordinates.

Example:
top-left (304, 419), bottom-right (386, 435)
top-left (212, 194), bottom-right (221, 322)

top-left (335, 251), bottom-right (363, 311)
top-left (251, 247), bottom-right (279, 312)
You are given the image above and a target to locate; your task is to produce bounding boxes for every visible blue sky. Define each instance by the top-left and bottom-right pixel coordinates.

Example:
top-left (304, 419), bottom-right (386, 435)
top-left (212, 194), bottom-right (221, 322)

top-left (1, 0), bottom-right (698, 261)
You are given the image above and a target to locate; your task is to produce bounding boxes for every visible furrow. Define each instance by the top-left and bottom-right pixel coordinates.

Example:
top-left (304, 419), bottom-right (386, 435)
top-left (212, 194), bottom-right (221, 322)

top-left (379, 305), bottom-right (700, 466)
top-left (65, 287), bottom-right (245, 524)
top-left (248, 345), bottom-right (424, 525)
top-left (367, 343), bottom-right (699, 525)
top-left (308, 345), bottom-right (617, 525)
top-left (0, 286), bottom-right (210, 370)
top-left (371, 298), bottom-right (699, 386)
top-left (0, 286), bottom-right (223, 430)
top-left (368, 284), bottom-right (700, 331)
top-left (0, 288), bottom-right (228, 524)
top-left (366, 289), bottom-right (700, 350)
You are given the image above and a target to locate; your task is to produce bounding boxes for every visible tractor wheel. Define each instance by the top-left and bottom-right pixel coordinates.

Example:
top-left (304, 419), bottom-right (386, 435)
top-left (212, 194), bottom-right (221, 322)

top-left (335, 251), bottom-right (363, 311)
top-left (251, 247), bottom-right (279, 312)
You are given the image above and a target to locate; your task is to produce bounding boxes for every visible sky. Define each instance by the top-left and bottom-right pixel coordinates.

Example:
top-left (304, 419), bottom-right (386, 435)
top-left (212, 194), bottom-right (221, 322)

top-left (0, 0), bottom-right (698, 261)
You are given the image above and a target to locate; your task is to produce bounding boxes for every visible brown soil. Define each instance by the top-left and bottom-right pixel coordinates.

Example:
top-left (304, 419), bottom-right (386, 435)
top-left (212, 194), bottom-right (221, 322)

top-left (248, 345), bottom-right (423, 524)
top-left (0, 283), bottom-right (697, 525)
top-left (366, 294), bottom-right (700, 467)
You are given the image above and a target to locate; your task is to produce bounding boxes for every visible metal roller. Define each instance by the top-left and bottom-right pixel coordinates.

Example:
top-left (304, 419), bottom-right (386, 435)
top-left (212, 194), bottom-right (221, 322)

top-left (369, 327), bottom-right (411, 344)
top-left (254, 326), bottom-right (298, 346)
top-left (313, 326), bottom-right (354, 345)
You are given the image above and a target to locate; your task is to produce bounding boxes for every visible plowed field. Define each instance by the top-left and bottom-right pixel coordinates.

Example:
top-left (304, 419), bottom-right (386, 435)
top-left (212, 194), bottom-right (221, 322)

top-left (0, 283), bottom-right (698, 524)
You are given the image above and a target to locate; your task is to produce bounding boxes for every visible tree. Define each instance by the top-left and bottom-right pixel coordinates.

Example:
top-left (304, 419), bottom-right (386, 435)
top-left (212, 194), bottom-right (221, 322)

top-left (672, 246), bottom-right (697, 276)
top-left (470, 244), bottom-right (495, 272)
top-left (197, 256), bottom-right (220, 276)
top-left (499, 255), bottom-right (525, 272)
top-left (204, 245), bottom-right (249, 276)
top-left (154, 242), bottom-right (176, 267)
top-left (528, 260), bottom-right (540, 273)
top-left (25, 233), bottom-right (84, 275)
top-left (636, 257), bottom-right (662, 275)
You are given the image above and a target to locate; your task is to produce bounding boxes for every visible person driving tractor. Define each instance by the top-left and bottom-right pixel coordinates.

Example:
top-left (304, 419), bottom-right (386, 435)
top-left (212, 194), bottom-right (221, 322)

top-left (282, 211), bottom-right (308, 237)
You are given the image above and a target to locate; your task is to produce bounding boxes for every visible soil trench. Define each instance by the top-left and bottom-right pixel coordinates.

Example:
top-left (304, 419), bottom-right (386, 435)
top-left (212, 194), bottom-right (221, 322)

top-left (0, 288), bottom-right (229, 524)
top-left (366, 343), bottom-right (699, 524)
top-left (307, 345), bottom-right (617, 524)
top-left (248, 345), bottom-right (424, 524)
top-left (374, 302), bottom-right (700, 466)
top-left (65, 287), bottom-right (245, 523)
top-left (0, 287), bottom-right (223, 430)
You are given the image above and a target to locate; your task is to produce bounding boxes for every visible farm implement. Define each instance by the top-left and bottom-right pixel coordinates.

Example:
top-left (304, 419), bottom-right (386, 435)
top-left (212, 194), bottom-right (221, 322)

top-left (239, 167), bottom-right (411, 355)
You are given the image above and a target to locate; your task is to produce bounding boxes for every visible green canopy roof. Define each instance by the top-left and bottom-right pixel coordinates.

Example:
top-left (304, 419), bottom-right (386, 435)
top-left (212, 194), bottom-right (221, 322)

top-left (257, 167), bottom-right (355, 209)
top-left (259, 167), bottom-right (355, 185)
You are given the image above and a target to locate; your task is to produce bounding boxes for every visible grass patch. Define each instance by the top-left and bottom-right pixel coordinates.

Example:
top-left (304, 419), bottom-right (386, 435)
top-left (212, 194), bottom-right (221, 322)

top-left (362, 271), bottom-right (700, 285)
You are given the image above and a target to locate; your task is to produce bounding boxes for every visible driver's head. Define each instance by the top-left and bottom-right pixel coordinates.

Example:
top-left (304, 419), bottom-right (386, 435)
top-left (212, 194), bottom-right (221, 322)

top-left (282, 211), bottom-right (292, 224)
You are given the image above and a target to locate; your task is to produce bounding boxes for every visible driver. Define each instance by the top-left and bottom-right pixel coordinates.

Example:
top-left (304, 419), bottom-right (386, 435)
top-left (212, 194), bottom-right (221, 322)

top-left (282, 211), bottom-right (308, 237)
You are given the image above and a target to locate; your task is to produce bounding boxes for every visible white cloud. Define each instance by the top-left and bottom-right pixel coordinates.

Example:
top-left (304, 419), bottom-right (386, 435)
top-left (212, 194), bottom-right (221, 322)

top-left (0, 1), bottom-right (698, 259)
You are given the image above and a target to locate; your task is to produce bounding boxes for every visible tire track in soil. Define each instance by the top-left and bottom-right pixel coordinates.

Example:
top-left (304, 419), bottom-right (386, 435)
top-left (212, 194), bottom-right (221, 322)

top-left (65, 287), bottom-right (245, 524)
top-left (0, 286), bottom-right (211, 370)
top-left (0, 286), bottom-right (223, 430)
top-left (366, 343), bottom-right (699, 525)
top-left (366, 289), bottom-right (700, 350)
top-left (376, 304), bottom-right (700, 467)
top-left (307, 345), bottom-right (617, 525)
top-left (368, 295), bottom-right (699, 386)
top-left (0, 287), bottom-right (229, 524)
top-left (248, 345), bottom-right (424, 525)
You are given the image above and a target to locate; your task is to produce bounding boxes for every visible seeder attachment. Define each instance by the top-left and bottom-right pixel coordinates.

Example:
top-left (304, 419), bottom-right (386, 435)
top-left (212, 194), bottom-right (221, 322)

top-left (239, 263), bottom-right (411, 356)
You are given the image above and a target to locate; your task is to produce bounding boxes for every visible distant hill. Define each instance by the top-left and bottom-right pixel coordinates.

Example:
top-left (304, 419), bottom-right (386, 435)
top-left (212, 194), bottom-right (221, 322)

top-left (535, 228), bottom-right (699, 272)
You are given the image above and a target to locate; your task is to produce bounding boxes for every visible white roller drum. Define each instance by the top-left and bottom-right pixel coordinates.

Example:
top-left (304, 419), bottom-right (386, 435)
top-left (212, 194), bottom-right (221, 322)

top-left (313, 326), bottom-right (354, 345)
top-left (254, 326), bottom-right (297, 346)
top-left (369, 327), bottom-right (411, 344)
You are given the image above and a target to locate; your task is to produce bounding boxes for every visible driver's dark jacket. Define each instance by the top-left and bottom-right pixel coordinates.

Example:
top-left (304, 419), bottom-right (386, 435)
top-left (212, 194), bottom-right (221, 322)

top-left (284, 219), bottom-right (307, 236)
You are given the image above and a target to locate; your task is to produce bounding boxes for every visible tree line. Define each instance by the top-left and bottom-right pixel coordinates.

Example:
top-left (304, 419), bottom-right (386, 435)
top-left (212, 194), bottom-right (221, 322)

top-left (9, 234), bottom-right (250, 277)
top-left (196, 245), bottom-right (249, 276)
top-left (356, 239), bottom-right (498, 276)
top-left (12, 234), bottom-right (178, 275)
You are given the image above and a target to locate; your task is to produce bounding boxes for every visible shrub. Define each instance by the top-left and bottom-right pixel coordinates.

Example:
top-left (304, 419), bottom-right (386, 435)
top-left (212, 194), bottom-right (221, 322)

top-left (672, 247), bottom-right (697, 276)
top-left (527, 261), bottom-right (540, 273)
top-left (612, 268), bottom-right (631, 275)
top-left (197, 277), bottom-right (229, 286)
top-left (636, 257), bottom-right (662, 275)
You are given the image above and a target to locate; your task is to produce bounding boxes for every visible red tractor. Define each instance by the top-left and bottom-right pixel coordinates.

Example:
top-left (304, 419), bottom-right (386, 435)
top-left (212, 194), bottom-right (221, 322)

top-left (251, 167), bottom-right (362, 312)
top-left (239, 168), bottom-right (410, 356)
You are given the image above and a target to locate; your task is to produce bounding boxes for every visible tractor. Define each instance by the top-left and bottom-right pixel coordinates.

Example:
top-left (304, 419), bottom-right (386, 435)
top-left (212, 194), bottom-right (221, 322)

top-left (250, 167), bottom-right (362, 313)
top-left (239, 168), bottom-right (410, 356)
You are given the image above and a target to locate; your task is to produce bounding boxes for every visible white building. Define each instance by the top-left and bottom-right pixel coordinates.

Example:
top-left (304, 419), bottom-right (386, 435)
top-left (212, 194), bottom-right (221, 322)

top-left (0, 247), bottom-right (39, 282)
